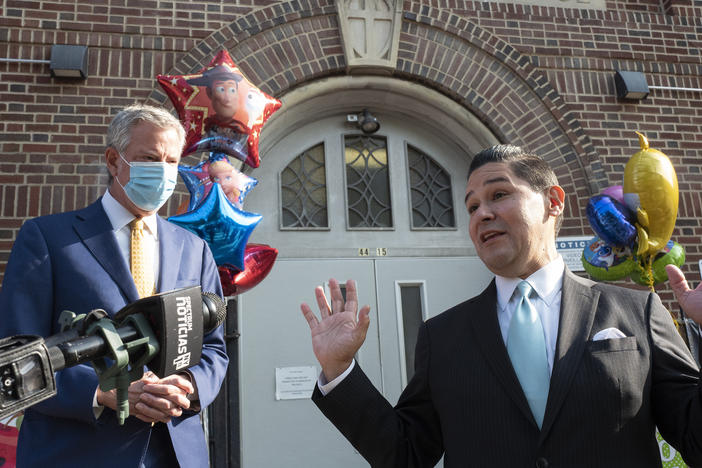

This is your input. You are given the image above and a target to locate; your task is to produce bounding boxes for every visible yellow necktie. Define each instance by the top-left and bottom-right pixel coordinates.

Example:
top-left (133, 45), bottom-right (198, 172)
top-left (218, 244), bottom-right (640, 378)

top-left (130, 218), bottom-right (154, 298)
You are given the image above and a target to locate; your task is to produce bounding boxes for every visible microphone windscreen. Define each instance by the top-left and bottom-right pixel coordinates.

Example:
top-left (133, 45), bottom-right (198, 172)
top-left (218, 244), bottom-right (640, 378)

top-left (201, 292), bottom-right (227, 333)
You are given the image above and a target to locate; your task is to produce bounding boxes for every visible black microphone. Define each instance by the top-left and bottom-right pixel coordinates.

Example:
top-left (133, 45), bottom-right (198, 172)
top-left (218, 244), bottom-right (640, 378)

top-left (0, 287), bottom-right (225, 422)
top-left (45, 286), bottom-right (226, 376)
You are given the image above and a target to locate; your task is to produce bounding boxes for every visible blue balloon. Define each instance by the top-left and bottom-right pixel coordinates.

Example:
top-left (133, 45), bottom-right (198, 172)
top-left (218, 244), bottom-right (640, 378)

top-left (208, 153), bottom-right (258, 209)
top-left (178, 154), bottom-right (257, 212)
top-left (586, 195), bottom-right (637, 247)
top-left (178, 159), bottom-right (211, 212)
top-left (232, 171), bottom-right (258, 208)
top-left (186, 133), bottom-right (248, 166)
top-left (168, 183), bottom-right (262, 271)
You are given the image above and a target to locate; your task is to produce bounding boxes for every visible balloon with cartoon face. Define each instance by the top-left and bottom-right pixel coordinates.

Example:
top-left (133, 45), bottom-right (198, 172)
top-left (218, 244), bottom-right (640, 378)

top-left (158, 50), bottom-right (281, 168)
top-left (581, 236), bottom-right (636, 281)
top-left (207, 157), bottom-right (258, 209)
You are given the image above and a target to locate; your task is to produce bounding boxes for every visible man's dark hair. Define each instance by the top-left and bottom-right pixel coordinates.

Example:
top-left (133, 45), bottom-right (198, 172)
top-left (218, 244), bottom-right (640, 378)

top-left (468, 144), bottom-right (563, 234)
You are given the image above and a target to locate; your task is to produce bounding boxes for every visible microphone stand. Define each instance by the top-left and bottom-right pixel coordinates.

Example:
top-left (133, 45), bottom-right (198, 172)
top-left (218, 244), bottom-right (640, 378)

top-left (56, 308), bottom-right (160, 425)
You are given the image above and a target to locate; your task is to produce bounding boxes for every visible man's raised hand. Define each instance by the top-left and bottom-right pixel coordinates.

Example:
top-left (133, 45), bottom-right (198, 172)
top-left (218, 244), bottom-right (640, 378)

top-left (300, 278), bottom-right (371, 382)
top-left (666, 264), bottom-right (702, 324)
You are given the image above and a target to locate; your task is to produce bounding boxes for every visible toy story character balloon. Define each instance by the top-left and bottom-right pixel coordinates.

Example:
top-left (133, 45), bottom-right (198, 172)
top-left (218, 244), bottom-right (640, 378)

top-left (185, 65), bottom-right (249, 161)
top-left (158, 49), bottom-right (281, 168)
top-left (207, 157), bottom-right (257, 210)
top-left (177, 155), bottom-right (257, 214)
top-left (623, 132), bottom-right (679, 257)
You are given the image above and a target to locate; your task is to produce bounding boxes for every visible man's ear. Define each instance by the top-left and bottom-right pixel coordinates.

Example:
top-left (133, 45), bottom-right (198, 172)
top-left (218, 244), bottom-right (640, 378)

top-left (105, 147), bottom-right (119, 178)
top-left (547, 185), bottom-right (565, 217)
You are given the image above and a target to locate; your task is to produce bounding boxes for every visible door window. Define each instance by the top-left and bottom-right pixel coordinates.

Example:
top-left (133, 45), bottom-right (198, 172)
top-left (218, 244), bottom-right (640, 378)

top-left (278, 132), bottom-right (457, 233)
top-left (407, 144), bottom-right (455, 229)
top-left (398, 282), bottom-right (425, 383)
top-left (280, 143), bottom-right (328, 229)
top-left (344, 134), bottom-right (392, 229)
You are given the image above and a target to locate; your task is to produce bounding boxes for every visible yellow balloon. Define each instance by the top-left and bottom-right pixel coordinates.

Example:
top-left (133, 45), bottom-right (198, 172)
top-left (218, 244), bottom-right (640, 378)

top-left (623, 132), bottom-right (678, 257)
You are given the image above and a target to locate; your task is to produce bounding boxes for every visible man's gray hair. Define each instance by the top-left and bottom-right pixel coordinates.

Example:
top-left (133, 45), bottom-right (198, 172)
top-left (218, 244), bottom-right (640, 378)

top-left (106, 103), bottom-right (185, 154)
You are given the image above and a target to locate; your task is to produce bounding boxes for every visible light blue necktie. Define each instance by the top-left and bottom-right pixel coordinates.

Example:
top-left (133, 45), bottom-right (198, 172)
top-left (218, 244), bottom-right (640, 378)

top-left (507, 281), bottom-right (550, 428)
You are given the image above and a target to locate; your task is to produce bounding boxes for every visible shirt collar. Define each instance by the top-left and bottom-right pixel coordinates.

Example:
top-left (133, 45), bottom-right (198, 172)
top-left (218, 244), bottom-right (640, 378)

top-left (101, 189), bottom-right (159, 238)
top-left (495, 255), bottom-right (565, 310)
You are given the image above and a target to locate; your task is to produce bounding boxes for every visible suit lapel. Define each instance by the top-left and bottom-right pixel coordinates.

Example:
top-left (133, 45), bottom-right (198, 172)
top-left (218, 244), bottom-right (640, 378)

top-left (73, 199), bottom-right (140, 304)
top-left (466, 280), bottom-right (536, 425)
top-left (539, 269), bottom-right (599, 442)
top-left (156, 216), bottom-right (185, 292)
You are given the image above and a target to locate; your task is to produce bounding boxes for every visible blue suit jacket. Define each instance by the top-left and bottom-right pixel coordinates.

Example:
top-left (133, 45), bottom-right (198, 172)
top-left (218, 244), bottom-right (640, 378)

top-left (0, 199), bottom-right (228, 467)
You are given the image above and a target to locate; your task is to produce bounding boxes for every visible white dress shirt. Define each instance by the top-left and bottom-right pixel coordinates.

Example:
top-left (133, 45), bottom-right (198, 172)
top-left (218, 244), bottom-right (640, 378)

top-left (319, 256), bottom-right (566, 395)
top-left (495, 255), bottom-right (564, 374)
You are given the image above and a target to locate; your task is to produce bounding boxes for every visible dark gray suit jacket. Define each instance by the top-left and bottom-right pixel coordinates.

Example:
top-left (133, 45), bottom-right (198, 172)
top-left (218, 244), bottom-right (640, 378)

top-left (313, 269), bottom-right (702, 467)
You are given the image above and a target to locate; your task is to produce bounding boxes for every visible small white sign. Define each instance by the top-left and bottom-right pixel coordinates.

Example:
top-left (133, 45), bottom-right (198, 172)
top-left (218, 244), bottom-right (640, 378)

top-left (275, 366), bottom-right (317, 400)
top-left (556, 236), bottom-right (591, 272)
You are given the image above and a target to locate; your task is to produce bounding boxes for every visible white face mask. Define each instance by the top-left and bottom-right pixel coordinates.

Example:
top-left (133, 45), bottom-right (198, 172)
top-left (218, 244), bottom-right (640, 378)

top-left (116, 153), bottom-right (178, 212)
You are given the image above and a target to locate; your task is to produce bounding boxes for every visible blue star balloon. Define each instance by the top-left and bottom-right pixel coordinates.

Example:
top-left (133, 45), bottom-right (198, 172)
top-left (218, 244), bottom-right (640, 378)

top-left (178, 159), bottom-right (212, 212)
top-left (168, 183), bottom-right (262, 271)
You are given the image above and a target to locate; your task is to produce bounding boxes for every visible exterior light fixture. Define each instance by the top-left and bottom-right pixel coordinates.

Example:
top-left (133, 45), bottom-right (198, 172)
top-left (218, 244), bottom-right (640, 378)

top-left (614, 70), bottom-right (649, 100)
top-left (346, 109), bottom-right (380, 134)
top-left (50, 45), bottom-right (89, 78)
top-left (358, 109), bottom-right (380, 134)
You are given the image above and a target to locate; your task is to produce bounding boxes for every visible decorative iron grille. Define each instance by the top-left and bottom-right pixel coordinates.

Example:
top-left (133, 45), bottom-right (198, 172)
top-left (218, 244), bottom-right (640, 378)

top-left (344, 134), bottom-right (392, 228)
top-left (280, 143), bottom-right (328, 228)
top-left (407, 145), bottom-right (455, 228)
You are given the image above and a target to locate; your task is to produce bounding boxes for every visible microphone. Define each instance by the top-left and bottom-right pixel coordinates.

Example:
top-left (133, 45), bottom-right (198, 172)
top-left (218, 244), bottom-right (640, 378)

top-left (200, 291), bottom-right (228, 334)
top-left (45, 286), bottom-right (226, 376)
top-left (1, 287), bottom-right (226, 422)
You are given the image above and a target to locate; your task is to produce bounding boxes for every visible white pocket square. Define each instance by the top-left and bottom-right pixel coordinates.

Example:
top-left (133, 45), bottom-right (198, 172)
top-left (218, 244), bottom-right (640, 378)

top-left (592, 327), bottom-right (627, 341)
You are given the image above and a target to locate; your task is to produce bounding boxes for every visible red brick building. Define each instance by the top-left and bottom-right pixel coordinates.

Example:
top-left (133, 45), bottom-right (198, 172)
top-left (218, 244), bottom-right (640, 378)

top-left (1, 0), bottom-right (701, 465)
top-left (2, 1), bottom-right (701, 301)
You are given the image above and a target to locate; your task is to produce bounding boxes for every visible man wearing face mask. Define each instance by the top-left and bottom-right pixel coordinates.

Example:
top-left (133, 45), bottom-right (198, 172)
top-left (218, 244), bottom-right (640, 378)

top-left (0, 104), bottom-right (228, 468)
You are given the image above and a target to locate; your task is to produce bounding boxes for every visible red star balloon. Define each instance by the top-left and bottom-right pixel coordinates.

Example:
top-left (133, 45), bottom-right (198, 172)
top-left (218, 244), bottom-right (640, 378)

top-left (218, 244), bottom-right (278, 297)
top-left (158, 50), bottom-right (281, 168)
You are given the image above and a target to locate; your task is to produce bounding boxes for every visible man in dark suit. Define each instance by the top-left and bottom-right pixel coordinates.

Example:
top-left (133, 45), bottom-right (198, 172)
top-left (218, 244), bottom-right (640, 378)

top-left (0, 104), bottom-right (228, 467)
top-left (301, 145), bottom-right (702, 467)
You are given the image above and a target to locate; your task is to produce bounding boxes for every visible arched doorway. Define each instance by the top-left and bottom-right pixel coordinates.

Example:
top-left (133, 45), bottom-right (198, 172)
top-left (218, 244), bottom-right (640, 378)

top-left (234, 76), bottom-right (498, 467)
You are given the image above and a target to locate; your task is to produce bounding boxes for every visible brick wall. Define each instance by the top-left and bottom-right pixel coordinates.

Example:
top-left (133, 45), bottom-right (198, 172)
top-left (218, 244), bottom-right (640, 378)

top-left (1, 0), bottom-right (701, 310)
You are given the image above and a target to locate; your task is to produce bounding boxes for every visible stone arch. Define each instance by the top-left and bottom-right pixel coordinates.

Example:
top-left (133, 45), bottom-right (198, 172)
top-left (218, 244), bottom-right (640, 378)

top-left (147, 0), bottom-right (605, 234)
